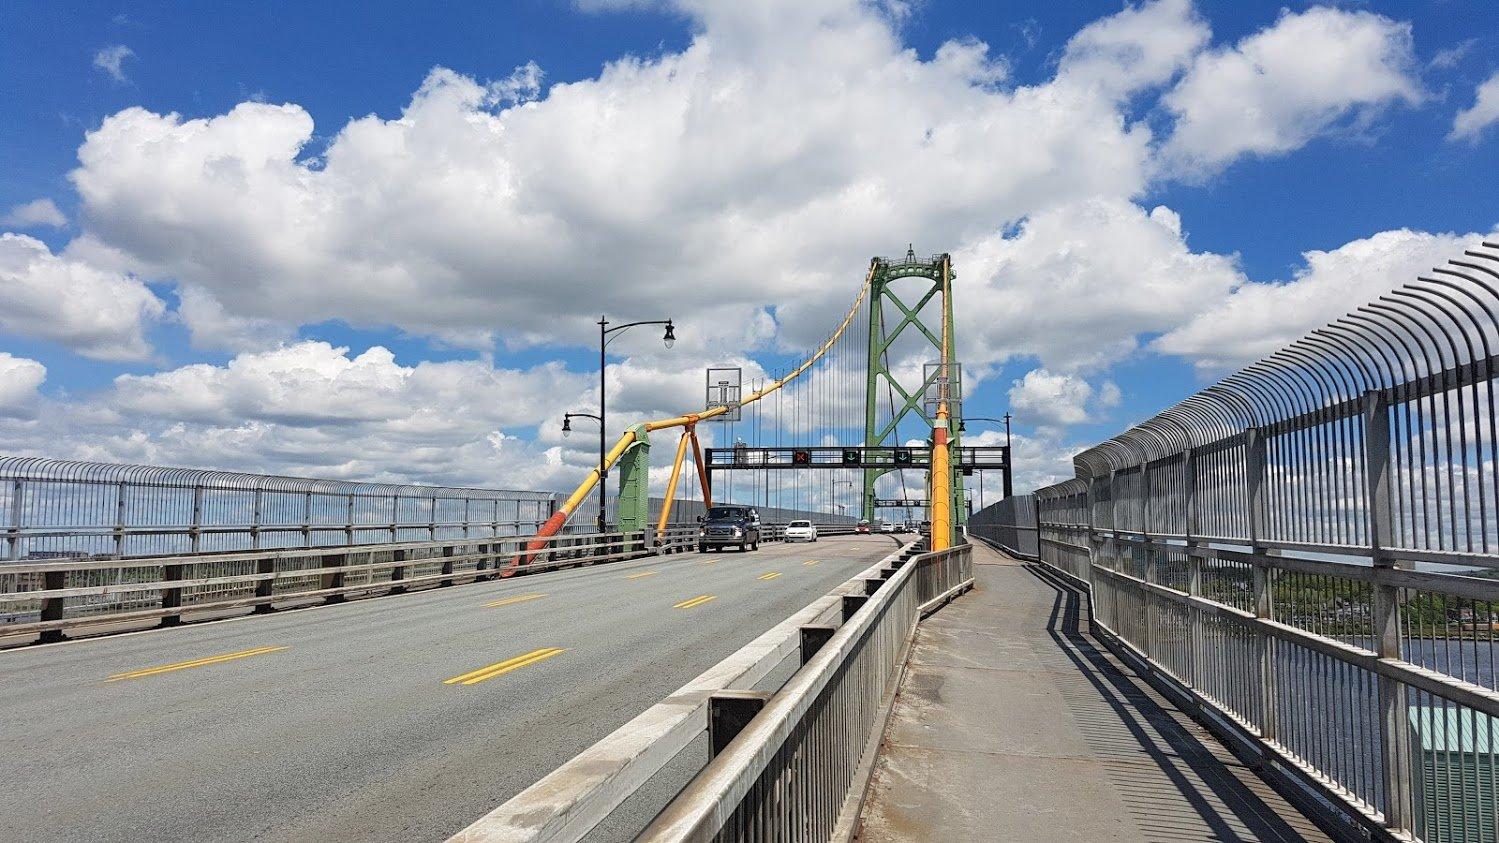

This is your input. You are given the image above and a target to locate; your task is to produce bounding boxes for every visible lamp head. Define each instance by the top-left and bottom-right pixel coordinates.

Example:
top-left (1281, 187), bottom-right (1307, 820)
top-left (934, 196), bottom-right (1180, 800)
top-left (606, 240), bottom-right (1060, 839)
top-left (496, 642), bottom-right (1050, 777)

top-left (562, 415), bottom-right (572, 438)
top-left (663, 320), bottom-right (676, 349)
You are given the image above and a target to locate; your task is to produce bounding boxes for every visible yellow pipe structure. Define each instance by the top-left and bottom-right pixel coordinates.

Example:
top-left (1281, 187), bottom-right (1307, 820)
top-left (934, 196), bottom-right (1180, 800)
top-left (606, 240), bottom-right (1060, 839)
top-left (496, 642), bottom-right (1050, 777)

top-left (688, 427), bottom-right (712, 509)
top-left (656, 428), bottom-right (693, 536)
top-left (521, 261), bottom-right (878, 560)
top-left (929, 255), bottom-right (954, 551)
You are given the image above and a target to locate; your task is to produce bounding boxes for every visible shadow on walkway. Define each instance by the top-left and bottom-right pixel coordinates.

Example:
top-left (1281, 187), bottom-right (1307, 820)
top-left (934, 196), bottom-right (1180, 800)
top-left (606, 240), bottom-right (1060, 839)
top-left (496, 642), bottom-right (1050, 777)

top-left (856, 546), bottom-right (1341, 842)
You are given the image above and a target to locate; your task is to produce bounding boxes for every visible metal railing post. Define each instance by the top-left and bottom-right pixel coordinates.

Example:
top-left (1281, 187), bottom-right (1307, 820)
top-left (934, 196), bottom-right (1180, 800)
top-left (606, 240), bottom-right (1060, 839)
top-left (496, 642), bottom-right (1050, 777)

top-left (190, 483), bottom-right (203, 554)
top-left (1245, 426), bottom-right (1278, 743)
top-left (1365, 389), bottom-right (1410, 832)
top-left (114, 480), bottom-right (127, 557)
top-left (8, 478), bottom-right (23, 560)
top-left (1183, 448), bottom-right (1203, 686)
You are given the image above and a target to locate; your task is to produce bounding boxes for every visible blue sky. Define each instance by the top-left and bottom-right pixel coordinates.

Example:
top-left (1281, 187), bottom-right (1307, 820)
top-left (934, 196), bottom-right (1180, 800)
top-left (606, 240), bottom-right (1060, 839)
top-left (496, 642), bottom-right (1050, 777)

top-left (1, 0), bottom-right (1497, 498)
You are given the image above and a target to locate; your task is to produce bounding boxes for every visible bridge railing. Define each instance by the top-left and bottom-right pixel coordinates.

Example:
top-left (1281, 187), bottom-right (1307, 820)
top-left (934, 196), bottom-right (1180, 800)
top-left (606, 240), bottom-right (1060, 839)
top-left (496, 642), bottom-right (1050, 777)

top-left (638, 543), bottom-right (972, 841)
top-left (0, 527), bottom-right (672, 644)
top-left (1035, 241), bottom-right (1499, 843)
top-left (448, 540), bottom-right (969, 843)
top-left (0, 456), bottom-right (557, 561)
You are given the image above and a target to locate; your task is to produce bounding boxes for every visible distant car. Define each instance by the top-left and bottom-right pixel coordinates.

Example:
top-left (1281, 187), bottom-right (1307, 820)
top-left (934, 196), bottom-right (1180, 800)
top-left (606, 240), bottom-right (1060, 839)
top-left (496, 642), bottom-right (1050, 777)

top-left (784, 519), bottom-right (818, 542)
top-left (903, 520), bottom-right (919, 532)
top-left (879, 521), bottom-right (898, 533)
top-left (855, 519), bottom-right (872, 534)
top-left (698, 505), bottom-right (762, 552)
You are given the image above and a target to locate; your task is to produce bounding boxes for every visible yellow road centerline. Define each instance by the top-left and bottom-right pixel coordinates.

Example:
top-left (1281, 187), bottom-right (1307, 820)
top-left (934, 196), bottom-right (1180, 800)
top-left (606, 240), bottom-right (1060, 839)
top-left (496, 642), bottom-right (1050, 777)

top-left (443, 647), bottom-right (567, 686)
top-left (673, 594), bottom-right (717, 609)
top-left (484, 593), bottom-right (547, 608)
top-left (757, 572), bottom-right (782, 581)
top-left (700, 559), bottom-right (717, 565)
top-left (803, 559), bottom-right (820, 566)
top-left (106, 646), bottom-right (288, 682)
top-left (625, 570), bottom-right (659, 580)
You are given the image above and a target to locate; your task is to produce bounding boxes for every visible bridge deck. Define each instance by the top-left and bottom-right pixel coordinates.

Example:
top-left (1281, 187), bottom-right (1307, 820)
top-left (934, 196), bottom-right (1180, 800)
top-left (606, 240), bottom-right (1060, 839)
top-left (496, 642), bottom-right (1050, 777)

top-left (856, 546), bottom-right (1338, 842)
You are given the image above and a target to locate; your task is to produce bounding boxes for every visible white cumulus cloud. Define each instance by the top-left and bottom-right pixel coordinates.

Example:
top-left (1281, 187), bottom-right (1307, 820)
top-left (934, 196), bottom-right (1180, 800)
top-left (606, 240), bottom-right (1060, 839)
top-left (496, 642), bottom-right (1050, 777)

top-left (1159, 6), bottom-right (1422, 177)
top-left (1, 199), bottom-right (67, 228)
top-left (0, 233), bottom-right (164, 360)
top-left (1153, 227), bottom-right (1499, 371)
top-left (1450, 72), bottom-right (1499, 143)
top-left (0, 353), bottom-right (46, 415)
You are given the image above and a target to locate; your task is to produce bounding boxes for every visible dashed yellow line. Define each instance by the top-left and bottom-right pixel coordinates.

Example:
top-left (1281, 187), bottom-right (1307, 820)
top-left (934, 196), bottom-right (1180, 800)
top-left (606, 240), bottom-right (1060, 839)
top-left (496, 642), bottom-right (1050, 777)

top-left (626, 571), bottom-right (659, 580)
top-left (757, 572), bottom-right (782, 581)
top-left (674, 594), bottom-right (717, 610)
top-left (484, 593), bottom-right (547, 608)
top-left (700, 559), bottom-right (717, 565)
top-left (443, 647), bottom-right (567, 686)
top-left (803, 559), bottom-right (820, 566)
top-left (106, 646), bottom-right (288, 682)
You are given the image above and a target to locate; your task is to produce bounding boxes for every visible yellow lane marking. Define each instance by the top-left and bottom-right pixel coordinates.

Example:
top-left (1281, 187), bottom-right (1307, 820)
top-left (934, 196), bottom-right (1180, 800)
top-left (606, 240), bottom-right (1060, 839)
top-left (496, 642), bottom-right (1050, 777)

top-left (626, 571), bottom-right (659, 580)
top-left (803, 560), bottom-right (820, 566)
top-left (443, 648), bottom-right (567, 686)
top-left (673, 594), bottom-right (717, 609)
top-left (106, 646), bottom-right (288, 682)
top-left (757, 572), bottom-right (782, 581)
top-left (484, 593), bottom-right (547, 608)
top-left (700, 559), bottom-right (717, 565)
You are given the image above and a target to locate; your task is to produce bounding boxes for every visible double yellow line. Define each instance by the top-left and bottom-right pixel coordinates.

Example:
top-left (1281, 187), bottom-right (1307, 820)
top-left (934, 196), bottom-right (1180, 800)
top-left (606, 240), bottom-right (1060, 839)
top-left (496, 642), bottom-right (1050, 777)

top-left (803, 559), bottom-right (820, 566)
top-left (674, 594), bottom-right (717, 610)
top-left (757, 572), bottom-right (782, 581)
top-left (444, 647), bottom-right (567, 685)
top-left (485, 593), bottom-right (546, 608)
top-left (107, 645), bottom-right (288, 681)
top-left (626, 570), bottom-right (658, 580)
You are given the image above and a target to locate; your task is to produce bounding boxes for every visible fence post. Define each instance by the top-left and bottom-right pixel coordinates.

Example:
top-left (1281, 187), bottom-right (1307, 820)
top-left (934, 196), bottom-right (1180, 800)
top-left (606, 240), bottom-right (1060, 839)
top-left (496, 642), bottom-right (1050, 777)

top-left (324, 553), bottom-right (347, 603)
top-left (1245, 426), bottom-right (1278, 744)
top-left (114, 480), bottom-right (127, 557)
top-left (160, 562), bottom-right (183, 626)
top-left (440, 545), bottom-right (455, 587)
top-left (1365, 389), bottom-right (1410, 832)
top-left (1183, 447), bottom-right (1203, 686)
top-left (390, 548), bottom-right (407, 594)
top-left (345, 493), bottom-right (355, 545)
top-left (8, 478), bottom-right (24, 560)
top-left (190, 483), bottom-right (203, 554)
top-left (254, 557), bottom-right (276, 613)
top-left (38, 569), bottom-right (66, 643)
top-left (251, 488), bottom-right (263, 551)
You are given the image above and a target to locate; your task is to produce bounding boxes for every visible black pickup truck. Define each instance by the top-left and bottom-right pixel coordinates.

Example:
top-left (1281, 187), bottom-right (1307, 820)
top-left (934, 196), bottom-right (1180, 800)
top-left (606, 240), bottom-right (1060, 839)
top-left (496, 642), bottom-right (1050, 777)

top-left (697, 505), bottom-right (762, 553)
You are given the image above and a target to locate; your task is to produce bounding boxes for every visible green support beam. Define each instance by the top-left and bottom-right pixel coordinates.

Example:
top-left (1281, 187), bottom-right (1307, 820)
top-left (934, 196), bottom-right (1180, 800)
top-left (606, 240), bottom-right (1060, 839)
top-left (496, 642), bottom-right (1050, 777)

top-left (615, 423), bottom-right (652, 533)
top-left (862, 248), bottom-right (964, 525)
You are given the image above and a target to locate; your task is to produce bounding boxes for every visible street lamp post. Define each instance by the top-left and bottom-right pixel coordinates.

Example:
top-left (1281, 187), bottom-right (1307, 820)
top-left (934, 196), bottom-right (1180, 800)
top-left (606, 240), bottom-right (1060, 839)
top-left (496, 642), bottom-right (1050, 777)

top-left (957, 413), bottom-right (1013, 506)
top-left (832, 479), bottom-right (855, 522)
top-left (564, 315), bottom-right (675, 534)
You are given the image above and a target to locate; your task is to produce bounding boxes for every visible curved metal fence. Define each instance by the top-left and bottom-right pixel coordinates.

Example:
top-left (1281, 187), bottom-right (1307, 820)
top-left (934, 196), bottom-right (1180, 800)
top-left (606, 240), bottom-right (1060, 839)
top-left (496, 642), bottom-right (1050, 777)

top-left (1035, 240), bottom-right (1499, 843)
top-left (0, 456), bottom-right (559, 560)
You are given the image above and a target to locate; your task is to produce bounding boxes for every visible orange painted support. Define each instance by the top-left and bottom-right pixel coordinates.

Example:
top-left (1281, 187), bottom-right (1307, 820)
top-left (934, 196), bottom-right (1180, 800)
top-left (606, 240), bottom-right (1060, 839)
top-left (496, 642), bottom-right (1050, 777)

top-left (656, 428), bottom-right (693, 537)
top-left (689, 427), bottom-right (712, 509)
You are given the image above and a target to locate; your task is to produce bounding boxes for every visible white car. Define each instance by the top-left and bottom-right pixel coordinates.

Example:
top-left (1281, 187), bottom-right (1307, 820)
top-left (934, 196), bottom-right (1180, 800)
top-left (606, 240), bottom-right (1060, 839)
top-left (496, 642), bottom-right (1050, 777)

top-left (879, 521), bottom-right (898, 533)
top-left (784, 520), bottom-right (818, 542)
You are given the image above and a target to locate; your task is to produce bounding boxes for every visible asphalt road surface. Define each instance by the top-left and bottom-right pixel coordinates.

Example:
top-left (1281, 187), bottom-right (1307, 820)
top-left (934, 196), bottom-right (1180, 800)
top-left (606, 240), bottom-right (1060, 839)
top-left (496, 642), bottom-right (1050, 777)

top-left (0, 535), bottom-right (901, 843)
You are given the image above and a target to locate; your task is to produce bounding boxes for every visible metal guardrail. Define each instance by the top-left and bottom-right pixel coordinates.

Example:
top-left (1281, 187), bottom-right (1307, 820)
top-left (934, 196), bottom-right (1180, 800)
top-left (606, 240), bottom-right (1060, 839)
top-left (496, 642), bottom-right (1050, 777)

top-left (968, 494), bottom-right (1039, 558)
top-left (639, 543), bottom-right (972, 841)
top-left (0, 528), bottom-right (663, 644)
top-left (447, 539), bottom-right (961, 843)
top-left (0, 521), bottom-right (863, 645)
top-left (1035, 241), bottom-right (1499, 843)
top-left (0, 456), bottom-right (556, 560)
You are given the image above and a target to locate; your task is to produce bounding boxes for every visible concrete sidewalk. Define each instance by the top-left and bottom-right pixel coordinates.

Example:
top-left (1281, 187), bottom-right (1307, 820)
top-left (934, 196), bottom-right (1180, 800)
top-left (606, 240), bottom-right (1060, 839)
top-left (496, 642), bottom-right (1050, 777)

top-left (856, 546), bottom-right (1338, 842)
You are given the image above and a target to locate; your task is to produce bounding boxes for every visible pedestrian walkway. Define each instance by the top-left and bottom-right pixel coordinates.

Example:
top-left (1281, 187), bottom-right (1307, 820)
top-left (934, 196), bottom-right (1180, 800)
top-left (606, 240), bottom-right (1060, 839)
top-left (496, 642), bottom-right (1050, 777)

top-left (856, 545), bottom-right (1340, 842)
